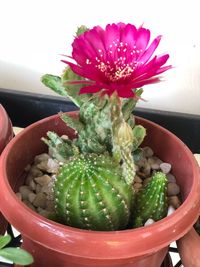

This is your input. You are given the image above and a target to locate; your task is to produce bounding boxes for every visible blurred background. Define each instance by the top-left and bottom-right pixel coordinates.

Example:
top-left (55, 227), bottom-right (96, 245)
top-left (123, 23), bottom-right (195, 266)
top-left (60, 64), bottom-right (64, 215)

top-left (0, 0), bottom-right (199, 114)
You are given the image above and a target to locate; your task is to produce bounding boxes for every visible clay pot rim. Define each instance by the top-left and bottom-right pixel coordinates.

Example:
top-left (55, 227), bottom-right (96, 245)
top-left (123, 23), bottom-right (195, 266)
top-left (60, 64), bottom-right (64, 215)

top-left (0, 113), bottom-right (200, 259)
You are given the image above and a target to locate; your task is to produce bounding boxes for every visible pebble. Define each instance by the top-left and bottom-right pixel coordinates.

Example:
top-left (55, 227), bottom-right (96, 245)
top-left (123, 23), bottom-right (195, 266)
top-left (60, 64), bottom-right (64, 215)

top-left (47, 159), bottom-right (60, 173)
top-left (167, 183), bottom-right (180, 196)
top-left (33, 192), bottom-right (47, 209)
top-left (167, 205), bottom-right (175, 216)
top-left (136, 157), bottom-right (147, 168)
top-left (143, 177), bottom-right (152, 186)
top-left (29, 180), bottom-right (36, 191)
top-left (25, 174), bottom-right (35, 186)
top-left (37, 208), bottom-right (54, 218)
top-left (148, 157), bottom-right (163, 170)
top-left (16, 192), bottom-right (22, 201)
top-left (134, 175), bottom-right (143, 183)
top-left (29, 166), bottom-right (43, 178)
top-left (133, 183), bottom-right (143, 190)
top-left (160, 163), bottom-right (172, 174)
top-left (36, 184), bottom-right (42, 194)
top-left (46, 200), bottom-right (55, 212)
top-left (166, 173), bottom-right (177, 183)
top-left (19, 186), bottom-right (32, 200)
top-left (34, 153), bottom-right (50, 164)
top-left (23, 200), bottom-right (36, 211)
top-left (168, 196), bottom-right (181, 209)
top-left (28, 192), bottom-right (36, 203)
top-left (37, 158), bottom-right (59, 173)
top-left (35, 175), bottom-right (51, 186)
top-left (24, 164), bottom-right (31, 172)
top-left (144, 218), bottom-right (155, 226)
top-left (143, 146), bottom-right (154, 158)
top-left (41, 184), bottom-right (53, 196)
top-left (142, 163), bottom-right (151, 176)
top-left (36, 160), bottom-right (49, 172)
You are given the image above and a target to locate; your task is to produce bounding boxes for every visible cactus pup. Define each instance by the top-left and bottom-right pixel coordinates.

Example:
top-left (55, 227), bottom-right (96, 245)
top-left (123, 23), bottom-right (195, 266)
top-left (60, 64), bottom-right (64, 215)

top-left (133, 172), bottom-right (168, 227)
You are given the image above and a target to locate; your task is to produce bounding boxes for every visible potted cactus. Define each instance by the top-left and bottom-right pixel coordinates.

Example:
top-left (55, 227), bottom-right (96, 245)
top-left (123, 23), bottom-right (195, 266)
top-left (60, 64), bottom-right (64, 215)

top-left (0, 23), bottom-right (200, 267)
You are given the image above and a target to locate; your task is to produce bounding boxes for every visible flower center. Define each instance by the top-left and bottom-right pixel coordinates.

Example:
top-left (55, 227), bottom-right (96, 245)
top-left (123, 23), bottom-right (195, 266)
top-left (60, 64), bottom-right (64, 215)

top-left (86, 40), bottom-right (144, 83)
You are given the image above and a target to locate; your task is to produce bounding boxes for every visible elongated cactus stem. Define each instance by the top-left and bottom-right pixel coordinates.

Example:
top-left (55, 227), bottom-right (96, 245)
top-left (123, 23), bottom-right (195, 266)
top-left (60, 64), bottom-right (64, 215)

top-left (110, 92), bottom-right (136, 185)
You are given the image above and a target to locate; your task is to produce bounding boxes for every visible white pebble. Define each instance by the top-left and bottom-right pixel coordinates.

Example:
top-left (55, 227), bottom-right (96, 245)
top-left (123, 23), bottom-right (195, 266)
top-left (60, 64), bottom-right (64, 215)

top-left (160, 163), bottom-right (172, 174)
top-left (144, 218), bottom-right (155, 226)
top-left (47, 158), bottom-right (60, 173)
top-left (167, 205), bottom-right (175, 216)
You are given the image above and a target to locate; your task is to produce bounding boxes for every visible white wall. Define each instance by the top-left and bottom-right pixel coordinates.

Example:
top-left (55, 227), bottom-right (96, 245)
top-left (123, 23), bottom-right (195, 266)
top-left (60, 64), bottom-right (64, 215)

top-left (0, 0), bottom-right (200, 115)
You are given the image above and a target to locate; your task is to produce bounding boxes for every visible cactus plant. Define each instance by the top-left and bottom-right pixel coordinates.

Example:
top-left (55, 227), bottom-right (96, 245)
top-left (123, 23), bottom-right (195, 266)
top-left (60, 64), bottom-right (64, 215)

top-left (133, 172), bottom-right (168, 227)
top-left (54, 153), bottom-right (133, 230)
top-left (41, 23), bottom-right (171, 231)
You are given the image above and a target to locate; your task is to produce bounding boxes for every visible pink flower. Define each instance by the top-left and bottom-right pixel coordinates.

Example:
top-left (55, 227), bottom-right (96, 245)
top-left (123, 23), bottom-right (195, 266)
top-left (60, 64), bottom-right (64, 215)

top-left (62, 23), bottom-right (171, 98)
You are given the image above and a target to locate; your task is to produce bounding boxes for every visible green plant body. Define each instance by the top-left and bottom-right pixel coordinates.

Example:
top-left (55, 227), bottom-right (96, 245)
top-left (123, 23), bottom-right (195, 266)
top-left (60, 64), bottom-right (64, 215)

top-left (133, 172), bottom-right (168, 227)
top-left (0, 235), bottom-right (33, 265)
top-left (54, 153), bottom-right (133, 230)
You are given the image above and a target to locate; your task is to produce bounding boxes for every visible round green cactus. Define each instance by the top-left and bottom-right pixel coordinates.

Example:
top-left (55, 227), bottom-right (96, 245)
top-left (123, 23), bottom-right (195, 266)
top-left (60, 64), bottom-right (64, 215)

top-left (54, 153), bottom-right (133, 231)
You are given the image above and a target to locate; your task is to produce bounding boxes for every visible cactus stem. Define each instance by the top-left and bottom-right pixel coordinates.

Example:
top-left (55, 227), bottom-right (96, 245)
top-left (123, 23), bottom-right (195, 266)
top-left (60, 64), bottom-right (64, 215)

top-left (110, 92), bottom-right (136, 185)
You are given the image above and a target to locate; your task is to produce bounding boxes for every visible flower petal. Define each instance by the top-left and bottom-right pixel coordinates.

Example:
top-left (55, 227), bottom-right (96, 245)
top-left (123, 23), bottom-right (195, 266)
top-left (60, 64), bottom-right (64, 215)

top-left (139, 35), bottom-right (162, 64)
top-left (120, 23), bottom-right (137, 45)
top-left (135, 27), bottom-right (150, 52)
top-left (104, 23), bottom-right (121, 50)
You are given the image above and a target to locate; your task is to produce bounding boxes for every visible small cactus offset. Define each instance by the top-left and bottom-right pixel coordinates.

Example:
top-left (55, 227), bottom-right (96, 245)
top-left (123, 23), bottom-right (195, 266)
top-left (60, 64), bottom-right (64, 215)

top-left (42, 131), bottom-right (74, 162)
top-left (133, 172), bottom-right (168, 227)
top-left (54, 153), bottom-right (133, 231)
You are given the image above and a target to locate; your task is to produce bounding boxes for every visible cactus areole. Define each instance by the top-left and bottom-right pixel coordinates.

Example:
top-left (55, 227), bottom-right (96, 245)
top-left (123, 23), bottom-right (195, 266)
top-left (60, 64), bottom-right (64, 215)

top-left (40, 22), bottom-right (172, 231)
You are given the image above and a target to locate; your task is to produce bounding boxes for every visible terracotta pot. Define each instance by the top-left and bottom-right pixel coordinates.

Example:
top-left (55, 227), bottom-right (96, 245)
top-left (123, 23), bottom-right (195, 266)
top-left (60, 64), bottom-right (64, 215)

top-left (0, 104), bottom-right (13, 235)
top-left (0, 104), bottom-right (13, 154)
top-left (177, 227), bottom-right (200, 267)
top-left (0, 112), bottom-right (200, 267)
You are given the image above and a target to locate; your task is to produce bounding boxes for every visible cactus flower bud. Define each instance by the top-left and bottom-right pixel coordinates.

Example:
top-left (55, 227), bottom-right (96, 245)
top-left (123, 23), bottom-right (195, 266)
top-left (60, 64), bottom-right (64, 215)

top-left (116, 121), bottom-right (134, 148)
